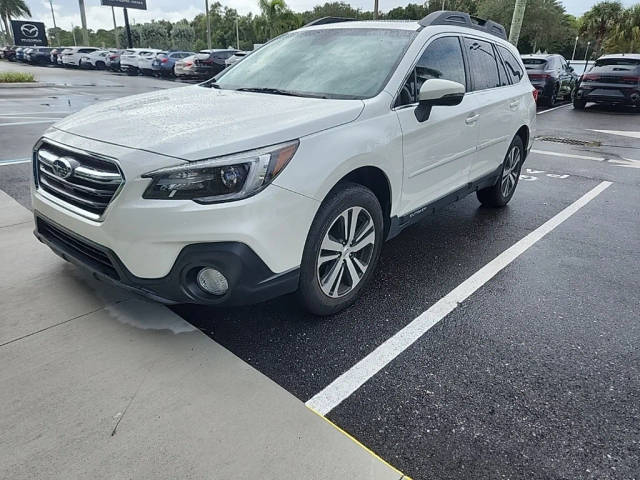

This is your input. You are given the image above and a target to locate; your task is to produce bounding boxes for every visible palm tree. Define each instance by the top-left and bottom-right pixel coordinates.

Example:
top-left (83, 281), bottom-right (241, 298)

top-left (608, 5), bottom-right (640, 52)
top-left (580, 1), bottom-right (624, 55)
top-left (258, 0), bottom-right (287, 38)
top-left (0, 0), bottom-right (32, 44)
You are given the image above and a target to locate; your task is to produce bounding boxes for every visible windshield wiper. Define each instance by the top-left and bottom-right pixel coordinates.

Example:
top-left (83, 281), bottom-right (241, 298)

top-left (235, 87), bottom-right (302, 96)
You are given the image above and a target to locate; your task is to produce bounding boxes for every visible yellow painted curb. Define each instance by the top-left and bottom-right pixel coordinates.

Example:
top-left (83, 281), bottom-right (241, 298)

top-left (306, 406), bottom-right (412, 480)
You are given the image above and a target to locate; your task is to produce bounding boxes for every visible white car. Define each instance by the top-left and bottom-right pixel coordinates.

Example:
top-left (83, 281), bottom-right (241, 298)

top-left (120, 48), bottom-right (160, 74)
top-left (79, 50), bottom-right (113, 69)
top-left (137, 50), bottom-right (164, 75)
top-left (225, 51), bottom-right (247, 67)
top-left (31, 12), bottom-right (535, 315)
top-left (61, 46), bottom-right (101, 67)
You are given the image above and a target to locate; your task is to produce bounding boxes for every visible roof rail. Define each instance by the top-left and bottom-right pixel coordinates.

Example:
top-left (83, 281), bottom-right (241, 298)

top-left (418, 11), bottom-right (507, 40)
top-left (304, 16), bottom-right (356, 27)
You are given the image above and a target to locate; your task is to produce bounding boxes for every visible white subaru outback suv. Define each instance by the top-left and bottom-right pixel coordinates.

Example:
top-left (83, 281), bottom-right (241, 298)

top-left (32, 11), bottom-right (535, 315)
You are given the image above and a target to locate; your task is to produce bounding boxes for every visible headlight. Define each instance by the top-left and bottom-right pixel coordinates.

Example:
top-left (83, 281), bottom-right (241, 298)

top-left (142, 140), bottom-right (299, 203)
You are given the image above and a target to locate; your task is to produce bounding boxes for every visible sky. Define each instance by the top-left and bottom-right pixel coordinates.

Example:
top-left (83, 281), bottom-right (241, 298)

top-left (13, 0), bottom-right (640, 31)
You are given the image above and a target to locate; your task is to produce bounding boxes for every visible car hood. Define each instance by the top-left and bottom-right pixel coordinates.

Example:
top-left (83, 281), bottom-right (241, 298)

top-left (52, 86), bottom-right (364, 161)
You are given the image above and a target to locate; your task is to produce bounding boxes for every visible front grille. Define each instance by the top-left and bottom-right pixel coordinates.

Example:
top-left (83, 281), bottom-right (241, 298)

top-left (35, 142), bottom-right (124, 220)
top-left (37, 217), bottom-right (119, 280)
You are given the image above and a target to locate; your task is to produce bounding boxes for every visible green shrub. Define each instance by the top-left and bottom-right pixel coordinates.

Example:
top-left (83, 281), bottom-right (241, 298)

top-left (0, 72), bottom-right (35, 83)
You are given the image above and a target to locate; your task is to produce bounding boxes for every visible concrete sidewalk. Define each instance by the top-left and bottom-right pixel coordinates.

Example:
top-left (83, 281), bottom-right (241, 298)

top-left (0, 191), bottom-right (406, 480)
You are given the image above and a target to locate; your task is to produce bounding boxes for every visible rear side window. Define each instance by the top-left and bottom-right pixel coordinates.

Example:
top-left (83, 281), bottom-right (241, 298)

top-left (396, 36), bottom-right (466, 106)
top-left (464, 38), bottom-right (501, 91)
top-left (497, 45), bottom-right (524, 84)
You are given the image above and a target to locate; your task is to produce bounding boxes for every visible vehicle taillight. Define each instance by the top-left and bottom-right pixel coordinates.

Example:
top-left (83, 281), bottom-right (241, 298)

top-left (161, 58), bottom-right (169, 63)
top-left (532, 88), bottom-right (539, 102)
top-left (582, 73), bottom-right (600, 82)
top-left (185, 61), bottom-right (192, 66)
top-left (528, 73), bottom-right (551, 79)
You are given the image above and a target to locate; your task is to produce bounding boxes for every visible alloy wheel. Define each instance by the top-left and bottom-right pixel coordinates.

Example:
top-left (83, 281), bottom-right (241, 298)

top-left (501, 145), bottom-right (521, 197)
top-left (316, 206), bottom-right (376, 298)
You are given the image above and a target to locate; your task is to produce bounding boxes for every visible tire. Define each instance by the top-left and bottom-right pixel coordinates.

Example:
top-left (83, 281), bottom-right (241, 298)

top-left (573, 98), bottom-right (586, 110)
top-left (95, 61), bottom-right (105, 70)
top-left (544, 84), bottom-right (559, 107)
top-left (297, 182), bottom-right (384, 316)
top-left (477, 135), bottom-right (524, 208)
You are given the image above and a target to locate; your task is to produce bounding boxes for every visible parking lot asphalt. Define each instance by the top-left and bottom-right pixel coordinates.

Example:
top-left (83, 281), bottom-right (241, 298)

top-left (1, 62), bottom-right (639, 480)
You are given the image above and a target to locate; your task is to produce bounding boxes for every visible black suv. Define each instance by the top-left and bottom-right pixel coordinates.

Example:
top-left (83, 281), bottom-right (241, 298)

top-left (522, 54), bottom-right (578, 107)
top-left (27, 47), bottom-right (54, 65)
top-left (574, 54), bottom-right (640, 109)
top-left (193, 49), bottom-right (238, 78)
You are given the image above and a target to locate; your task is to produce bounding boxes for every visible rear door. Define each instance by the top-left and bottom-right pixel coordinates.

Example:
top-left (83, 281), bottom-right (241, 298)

top-left (396, 35), bottom-right (479, 214)
top-left (463, 37), bottom-right (516, 182)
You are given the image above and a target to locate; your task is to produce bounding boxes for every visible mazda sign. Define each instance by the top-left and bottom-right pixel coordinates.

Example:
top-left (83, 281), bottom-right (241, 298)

top-left (11, 20), bottom-right (48, 46)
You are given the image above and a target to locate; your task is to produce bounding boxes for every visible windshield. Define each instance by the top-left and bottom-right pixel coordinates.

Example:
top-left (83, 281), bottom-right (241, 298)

top-left (215, 28), bottom-right (415, 99)
top-left (522, 58), bottom-right (547, 70)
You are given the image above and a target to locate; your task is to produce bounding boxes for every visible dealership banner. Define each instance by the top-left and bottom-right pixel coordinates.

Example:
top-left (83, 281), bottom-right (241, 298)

top-left (11, 20), bottom-right (48, 47)
top-left (101, 0), bottom-right (147, 9)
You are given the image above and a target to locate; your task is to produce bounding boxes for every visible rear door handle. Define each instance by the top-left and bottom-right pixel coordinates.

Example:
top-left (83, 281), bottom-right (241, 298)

top-left (465, 114), bottom-right (480, 125)
top-left (509, 100), bottom-right (520, 109)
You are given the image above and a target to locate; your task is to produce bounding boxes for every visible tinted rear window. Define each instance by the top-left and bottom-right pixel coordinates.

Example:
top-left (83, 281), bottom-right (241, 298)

top-left (595, 58), bottom-right (640, 67)
top-left (523, 58), bottom-right (547, 70)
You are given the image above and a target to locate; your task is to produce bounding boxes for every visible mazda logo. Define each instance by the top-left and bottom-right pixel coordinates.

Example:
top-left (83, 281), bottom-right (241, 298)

top-left (52, 158), bottom-right (75, 179)
top-left (20, 24), bottom-right (39, 38)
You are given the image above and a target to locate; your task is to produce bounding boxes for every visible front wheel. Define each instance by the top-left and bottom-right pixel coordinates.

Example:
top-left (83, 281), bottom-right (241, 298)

top-left (573, 98), bottom-right (586, 110)
top-left (477, 136), bottom-right (524, 208)
top-left (298, 183), bottom-right (384, 316)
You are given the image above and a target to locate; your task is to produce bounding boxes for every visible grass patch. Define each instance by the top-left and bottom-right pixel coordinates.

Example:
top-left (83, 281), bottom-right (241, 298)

top-left (0, 72), bottom-right (35, 83)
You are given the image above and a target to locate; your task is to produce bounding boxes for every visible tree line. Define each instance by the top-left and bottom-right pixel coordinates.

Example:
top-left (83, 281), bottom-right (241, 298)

top-left (1, 0), bottom-right (639, 58)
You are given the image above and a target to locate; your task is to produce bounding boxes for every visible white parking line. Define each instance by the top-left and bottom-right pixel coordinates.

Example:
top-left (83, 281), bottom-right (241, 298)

top-left (306, 181), bottom-right (613, 416)
top-left (0, 158), bottom-right (31, 166)
top-left (531, 149), bottom-right (605, 161)
top-left (537, 104), bottom-right (571, 115)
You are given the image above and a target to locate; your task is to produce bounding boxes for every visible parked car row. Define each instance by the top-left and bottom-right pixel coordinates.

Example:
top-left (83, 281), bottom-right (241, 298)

top-left (520, 52), bottom-right (639, 109)
top-left (1, 44), bottom-right (247, 80)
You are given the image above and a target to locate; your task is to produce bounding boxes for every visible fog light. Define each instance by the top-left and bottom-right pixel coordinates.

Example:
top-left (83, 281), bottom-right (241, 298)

top-left (196, 268), bottom-right (228, 296)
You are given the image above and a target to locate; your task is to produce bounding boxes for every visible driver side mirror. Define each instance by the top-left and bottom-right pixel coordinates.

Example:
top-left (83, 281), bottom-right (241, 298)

top-left (415, 79), bottom-right (466, 122)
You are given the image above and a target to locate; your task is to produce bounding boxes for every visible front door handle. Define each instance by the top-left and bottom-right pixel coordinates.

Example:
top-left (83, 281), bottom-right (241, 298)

top-left (509, 100), bottom-right (520, 110)
top-left (465, 114), bottom-right (480, 125)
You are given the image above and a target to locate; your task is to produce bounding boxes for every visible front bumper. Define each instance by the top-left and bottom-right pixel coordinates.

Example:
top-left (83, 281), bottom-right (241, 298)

top-left (35, 214), bottom-right (299, 305)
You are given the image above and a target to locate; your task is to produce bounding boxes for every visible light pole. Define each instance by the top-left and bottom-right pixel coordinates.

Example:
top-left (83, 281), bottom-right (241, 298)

top-left (571, 35), bottom-right (578, 62)
top-left (205, 0), bottom-right (212, 50)
top-left (373, 0), bottom-right (378, 19)
top-left (442, 0), bottom-right (446, 10)
top-left (49, 0), bottom-right (59, 46)
top-left (111, 6), bottom-right (119, 49)
top-left (508, 0), bottom-right (527, 46)
top-left (584, 41), bottom-right (591, 70)
top-left (78, 0), bottom-right (89, 45)
top-left (71, 23), bottom-right (77, 46)
top-left (235, 17), bottom-right (240, 50)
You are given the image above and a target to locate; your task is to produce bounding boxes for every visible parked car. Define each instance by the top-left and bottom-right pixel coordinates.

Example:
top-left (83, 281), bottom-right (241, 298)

top-left (30, 12), bottom-right (535, 315)
top-left (151, 51), bottom-right (194, 76)
top-left (105, 50), bottom-right (122, 71)
top-left (79, 50), bottom-right (112, 69)
top-left (573, 53), bottom-right (640, 110)
top-left (61, 46), bottom-right (101, 67)
top-left (193, 49), bottom-right (239, 78)
top-left (137, 50), bottom-right (164, 75)
top-left (521, 54), bottom-right (577, 106)
top-left (57, 48), bottom-right (71, 65)
top-left (1, 45), bottom-right (17, 61)
top-left (50, 47), bottom-right (65, 65)
top-left (23, 47), bottom-right (35, 62)
top-left (15, 47), bottom-right (25, 62)
top-left (26, 47), bottom-right (54, 65)
top-left (225, 51), bottom-right (247, 67)
top-left (120, 48), bottom-right (159, 75)
top-left (174, 54), bottom-right (198, 77)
